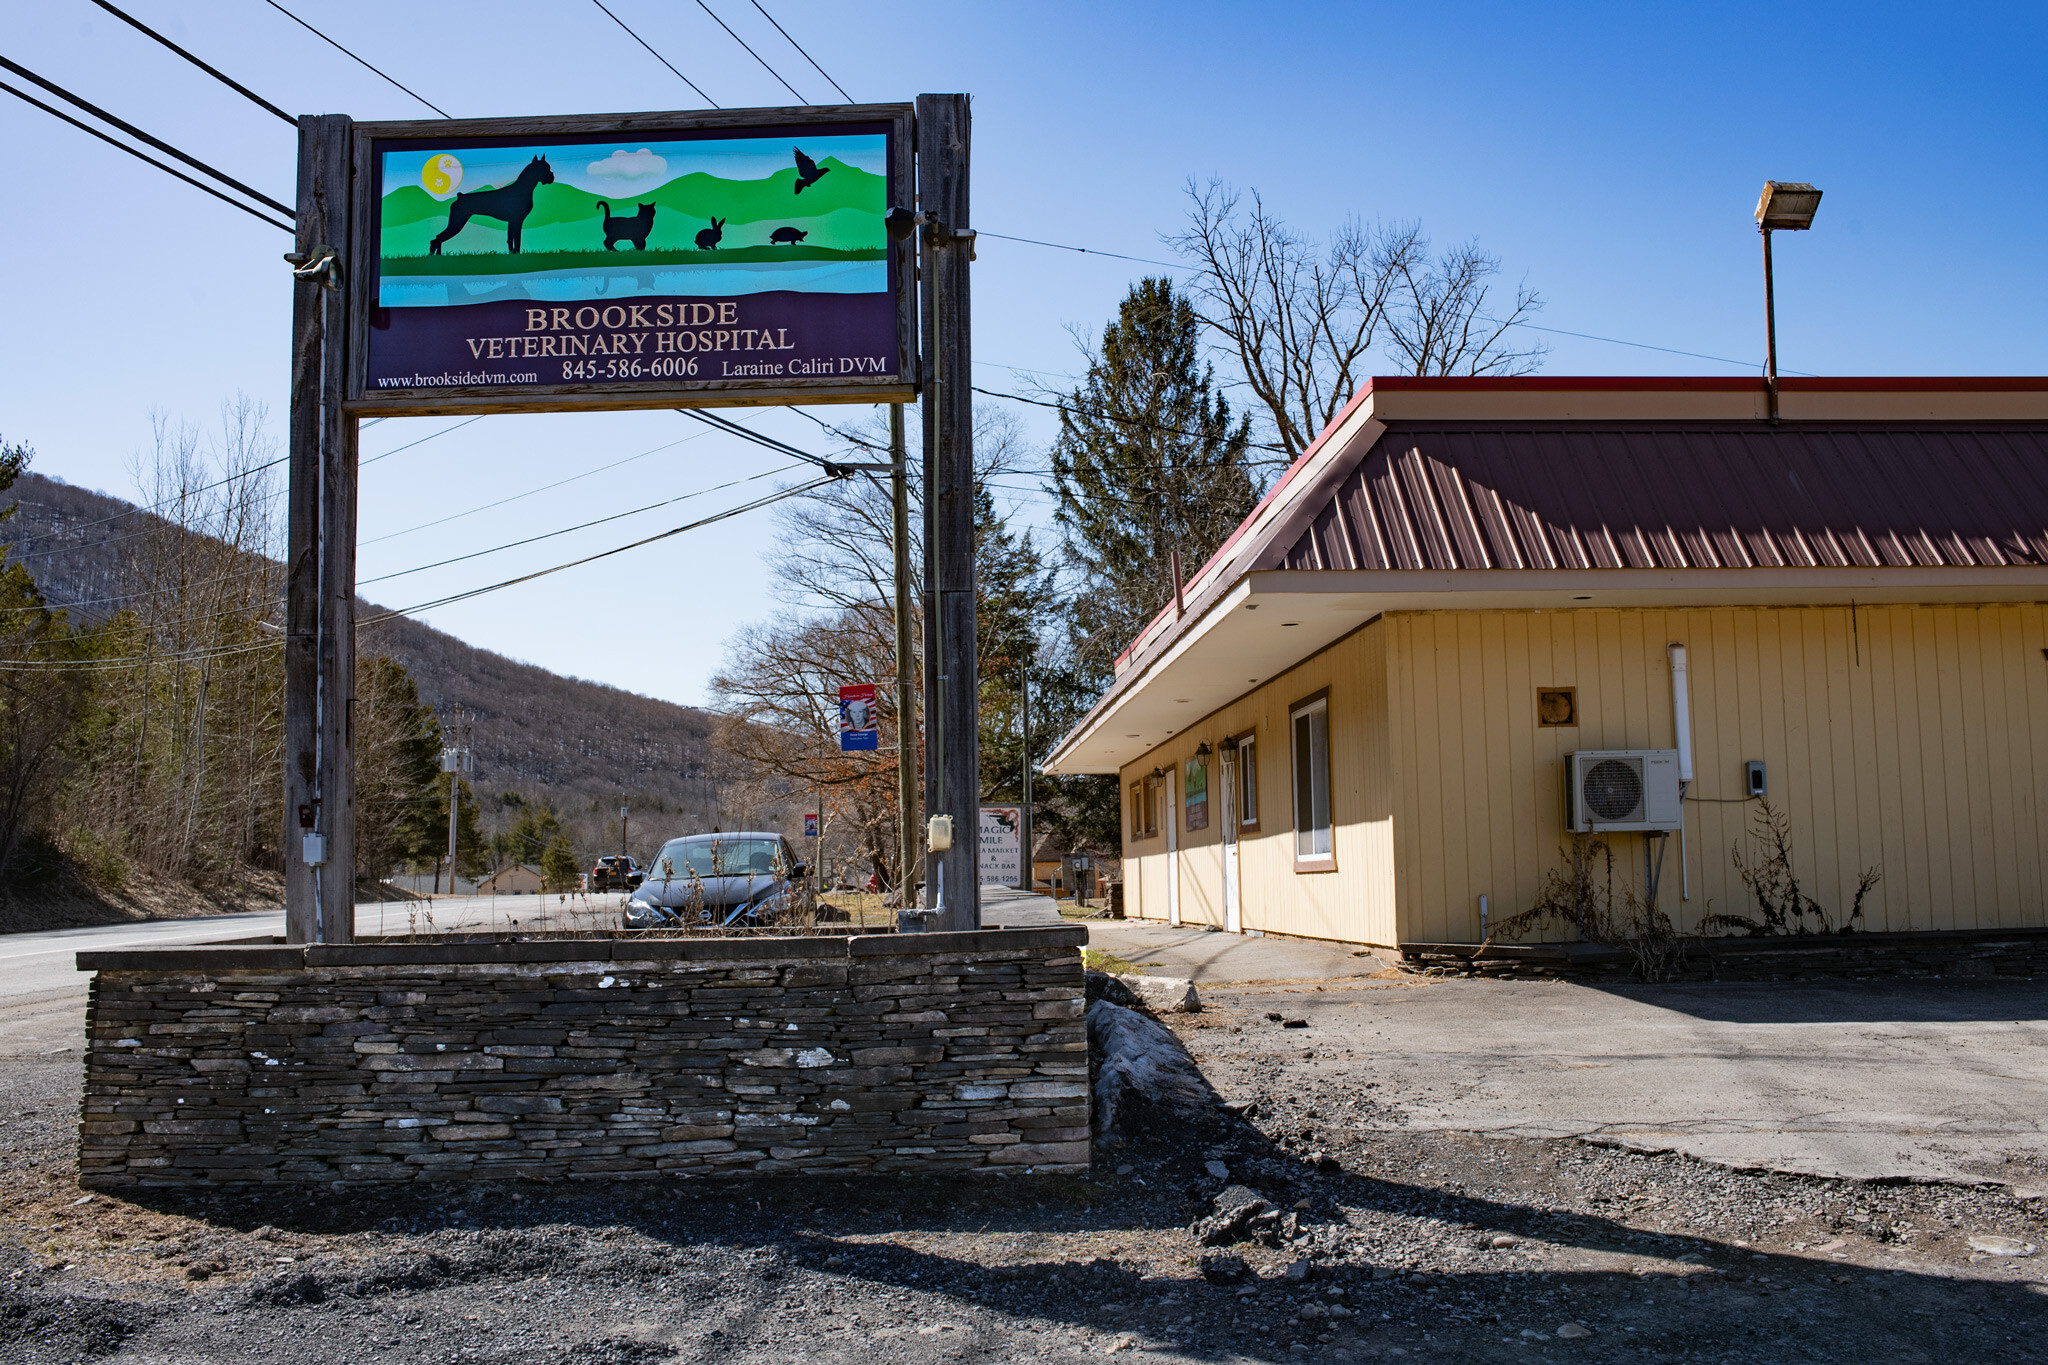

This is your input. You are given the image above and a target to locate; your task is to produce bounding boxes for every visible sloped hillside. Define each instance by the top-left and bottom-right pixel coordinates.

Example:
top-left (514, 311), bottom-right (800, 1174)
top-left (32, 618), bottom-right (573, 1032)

top-left (5, 471), bottom-right (722, 828)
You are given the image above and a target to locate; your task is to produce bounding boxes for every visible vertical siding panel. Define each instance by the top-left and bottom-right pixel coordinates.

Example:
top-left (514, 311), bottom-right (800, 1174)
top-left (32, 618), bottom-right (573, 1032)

top-left (1389, 616), bottom-right (1424, 941)
top-left (2022, 606), bottom-right (2048, 925)
top-left (1842, 604), bottom-right (1888, 929)
top-left (1923, 608), bottom-right (1967, 928)
top-left (1415, 616), bottom-right (1454, 942)
top-left (1500, 611), bottom-right (1540, 930)
top-left (1869, 608), bottom-right (1921, 930)
top-left (1359, 620), bottom-right (1396, 946)
top-left (1966, 609), bottom-right (2017, 928)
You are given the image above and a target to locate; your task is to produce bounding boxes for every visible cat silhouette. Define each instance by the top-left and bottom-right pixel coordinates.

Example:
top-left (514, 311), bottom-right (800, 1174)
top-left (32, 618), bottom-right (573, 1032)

top-left (596, 200), bottom-right (655, 251)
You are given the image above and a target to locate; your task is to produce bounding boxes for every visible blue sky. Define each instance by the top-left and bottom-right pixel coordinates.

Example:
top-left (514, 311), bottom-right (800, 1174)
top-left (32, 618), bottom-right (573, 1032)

top-left (382, 133), bottom-right (887, 200)
top-left (0, 1), bottom-right (2042, 711)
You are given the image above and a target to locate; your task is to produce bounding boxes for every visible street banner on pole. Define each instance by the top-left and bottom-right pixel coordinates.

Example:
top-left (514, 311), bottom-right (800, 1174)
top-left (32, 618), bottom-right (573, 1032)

top-left (978, 805), bottom-right (1021, 886)
top-left (838, 683), bottom-right (878, 751)
top-left (803, 812), bottom-right (819, 838)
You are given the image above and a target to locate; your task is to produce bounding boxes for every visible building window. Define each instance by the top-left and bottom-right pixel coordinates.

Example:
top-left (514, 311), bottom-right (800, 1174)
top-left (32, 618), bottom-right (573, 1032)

top-left (1237, 735), bottom-right (1258, 829)
top-left (1134, 773), bottom-right (1161, 838)
top-left (1291, 695), bottom-right (1332, 863)
top-left (1130, 782), bottom-right (1144, 840)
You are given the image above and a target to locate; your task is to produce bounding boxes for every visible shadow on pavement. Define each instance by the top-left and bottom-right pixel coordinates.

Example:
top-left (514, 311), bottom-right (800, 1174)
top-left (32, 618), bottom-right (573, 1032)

top-left (1588, 976), bottom-right (2048, 1025)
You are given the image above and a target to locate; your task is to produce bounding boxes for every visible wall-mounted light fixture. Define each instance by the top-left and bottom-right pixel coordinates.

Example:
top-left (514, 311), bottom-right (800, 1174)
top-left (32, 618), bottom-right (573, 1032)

top-left (1194, 741), bottom-right (1213, 759)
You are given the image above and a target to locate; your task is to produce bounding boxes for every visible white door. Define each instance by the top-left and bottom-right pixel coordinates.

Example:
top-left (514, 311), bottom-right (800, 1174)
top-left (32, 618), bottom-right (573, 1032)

top-left (1162, 771), bottom-right (1180, 927)
top-left (1220, 751), bottom-right (1241, 933)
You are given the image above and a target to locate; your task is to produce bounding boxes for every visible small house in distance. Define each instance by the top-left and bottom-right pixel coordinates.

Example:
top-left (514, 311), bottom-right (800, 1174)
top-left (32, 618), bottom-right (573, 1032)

top-left (1042, 377), bottom-right (2048, 949)
top-left (477, 862), bottom-right (545, 895)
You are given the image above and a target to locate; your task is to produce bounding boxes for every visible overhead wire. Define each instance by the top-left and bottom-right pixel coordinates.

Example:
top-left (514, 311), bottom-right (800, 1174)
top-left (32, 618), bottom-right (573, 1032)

top-left (86, 0), bottom-right (295, 126)
top-left (358, 431), bottom-right (711, 547)
top-left (359, 460), bottom-right (804, 585)
top-left (747, 0), bottom-right (853, 103)
top-left (260, 1), bottom-right (450, 117)
top-left (591, 0), bottom-right (719, 107)
top-left (0, 79), bottom-right (292, 232)
top-left (676, 409), bottom-right (833, 467)
top-left (692, 0), bottom-right (807, 102)
top-left (359, 472), bottom-right (840, 627)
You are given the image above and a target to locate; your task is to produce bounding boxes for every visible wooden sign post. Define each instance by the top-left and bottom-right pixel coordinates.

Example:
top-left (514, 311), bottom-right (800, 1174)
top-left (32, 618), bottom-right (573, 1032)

top-left (917, 93), bottom-right (978, 932)
top-left (284, 112), bottom-right (359, 944)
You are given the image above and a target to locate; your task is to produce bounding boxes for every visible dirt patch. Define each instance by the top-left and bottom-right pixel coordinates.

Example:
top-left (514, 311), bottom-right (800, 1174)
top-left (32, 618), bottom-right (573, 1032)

top-left (0, 868), bottom-right (281, 936)
top-left (3, 985), bottom-right (2047, 1362)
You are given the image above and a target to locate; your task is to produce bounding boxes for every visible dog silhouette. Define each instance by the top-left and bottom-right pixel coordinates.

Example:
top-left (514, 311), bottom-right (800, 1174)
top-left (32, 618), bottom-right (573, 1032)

top-left (769, 226), bottom-right (808, 245)
top-left (428, 155), bottom-right (555, 255)
top-left (694, 217), bottom-right (725, 250)
top-left (596, 200), bottom-right (655, 251)
top-left (792, 148), bottom-right (830, 195)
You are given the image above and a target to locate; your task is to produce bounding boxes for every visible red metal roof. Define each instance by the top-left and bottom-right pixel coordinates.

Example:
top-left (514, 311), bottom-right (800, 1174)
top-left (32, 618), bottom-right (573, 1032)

top-left (1279, 423), bottom-right (2048, 573)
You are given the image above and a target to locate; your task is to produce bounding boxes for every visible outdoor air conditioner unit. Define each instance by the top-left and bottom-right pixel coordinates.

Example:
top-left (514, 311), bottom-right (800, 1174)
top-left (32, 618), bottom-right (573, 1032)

top-left (1565, 750), bottom-right (1682, 833)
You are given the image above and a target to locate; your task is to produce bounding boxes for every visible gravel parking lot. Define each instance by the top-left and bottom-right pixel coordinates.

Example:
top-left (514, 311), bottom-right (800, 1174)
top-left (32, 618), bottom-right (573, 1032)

top-left (4, 919), bottom-right (2046, 1363)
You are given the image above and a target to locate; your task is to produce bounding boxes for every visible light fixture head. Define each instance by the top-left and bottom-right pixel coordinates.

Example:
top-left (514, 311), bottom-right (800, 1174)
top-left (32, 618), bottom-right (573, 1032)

top-left (1755, 181), bottom-right (1823, 231)
top-left (1194, 741), bottom-right (1213, 758)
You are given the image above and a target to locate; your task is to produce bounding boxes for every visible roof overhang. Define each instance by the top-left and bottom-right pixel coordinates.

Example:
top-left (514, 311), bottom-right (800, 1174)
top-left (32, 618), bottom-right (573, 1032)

top-left (1044, 564), bottom-right (2048, 775)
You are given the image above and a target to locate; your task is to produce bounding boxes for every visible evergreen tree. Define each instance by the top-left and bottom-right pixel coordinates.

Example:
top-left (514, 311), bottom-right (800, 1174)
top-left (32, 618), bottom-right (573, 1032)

top-left (975, 485), bottom-right (1053, 805)
top-left (539, 832), bottom-right (581, 894)
top-left (1050, 277), bottom-right (1260, 687)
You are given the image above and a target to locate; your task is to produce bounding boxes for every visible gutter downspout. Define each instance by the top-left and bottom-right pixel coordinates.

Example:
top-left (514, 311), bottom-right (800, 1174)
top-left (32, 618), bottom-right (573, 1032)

top-left (1669, 642), bottom-right (1693, 900)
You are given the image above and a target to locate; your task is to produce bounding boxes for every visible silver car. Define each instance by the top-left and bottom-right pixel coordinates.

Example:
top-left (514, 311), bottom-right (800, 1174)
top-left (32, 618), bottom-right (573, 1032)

top-left (623, 832), bottom-right (809, 928)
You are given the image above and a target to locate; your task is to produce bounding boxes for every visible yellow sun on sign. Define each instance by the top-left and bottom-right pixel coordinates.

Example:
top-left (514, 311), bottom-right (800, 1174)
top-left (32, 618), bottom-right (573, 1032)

top-left (422, 154), bottom-right (463, 197)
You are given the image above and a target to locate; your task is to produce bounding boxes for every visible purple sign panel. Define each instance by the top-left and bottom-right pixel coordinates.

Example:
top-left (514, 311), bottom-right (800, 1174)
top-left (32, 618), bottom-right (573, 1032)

top-left (355, 114), bottom-right (910, 411)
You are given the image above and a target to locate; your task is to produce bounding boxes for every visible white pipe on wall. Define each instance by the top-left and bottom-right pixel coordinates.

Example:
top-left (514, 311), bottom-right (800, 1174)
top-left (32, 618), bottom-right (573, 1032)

top-left (1669, 642), bottom-right (1693, 899)
top-left (1668, 642), bottom-right (1694, 783)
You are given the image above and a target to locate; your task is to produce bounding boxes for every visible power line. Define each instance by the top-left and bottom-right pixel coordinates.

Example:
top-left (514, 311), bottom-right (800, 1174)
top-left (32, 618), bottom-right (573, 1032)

top-left (86, 0), bottom-right (295, 126)
top-left (591, 1), bottom-right (719, 107)
top-left (359, 431), bottom-right (711, 547)
top-left (676, 409), bottom-right (833, 467)
top-left (977, 230), bottom-right (1186, 272)
top-left (360, 461), bottom-right (803, 585)
top-left (260, 1), bottom-right (451, 118)
top-left (0, 55), bottom-right (294, 218)
top-left (360, 473), bottom-right (839, 626)
top-left (971, 384), bottom-right (1288, 456)
top-left (360, 416), bottom-right (485, 468)
top-left (747, 0), bottom-right (853, 103)
top-left (0, 78), bottom-right (293, 233)
top-left (693, 0), bottom-right (806, 102)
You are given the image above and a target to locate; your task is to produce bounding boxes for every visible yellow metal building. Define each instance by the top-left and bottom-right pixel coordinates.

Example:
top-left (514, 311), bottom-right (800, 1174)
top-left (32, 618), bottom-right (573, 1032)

top-left (1042, 378), bottom-right (2048, 948)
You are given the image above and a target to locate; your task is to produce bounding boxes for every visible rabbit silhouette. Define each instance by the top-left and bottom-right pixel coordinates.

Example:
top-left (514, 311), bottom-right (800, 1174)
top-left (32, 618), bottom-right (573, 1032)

top-left (694, 217), bottom-right (725, 250)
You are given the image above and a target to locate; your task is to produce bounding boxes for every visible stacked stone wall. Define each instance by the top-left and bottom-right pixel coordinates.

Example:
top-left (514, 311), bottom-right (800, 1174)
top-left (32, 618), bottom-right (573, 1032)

top-left (76, 929), bottom-right (1088, 1188)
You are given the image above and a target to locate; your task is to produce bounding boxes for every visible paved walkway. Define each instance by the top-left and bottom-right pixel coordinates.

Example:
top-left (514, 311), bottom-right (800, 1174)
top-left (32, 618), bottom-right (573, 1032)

top-left (1082, 917), bottom-right (1378, 982)
top-left (977, 884), bottom-right (1066, 928)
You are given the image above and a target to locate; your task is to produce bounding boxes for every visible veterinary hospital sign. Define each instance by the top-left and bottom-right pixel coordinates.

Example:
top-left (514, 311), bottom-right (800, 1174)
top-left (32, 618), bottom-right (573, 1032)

top-left (349, 107), bottom-right (916, 414)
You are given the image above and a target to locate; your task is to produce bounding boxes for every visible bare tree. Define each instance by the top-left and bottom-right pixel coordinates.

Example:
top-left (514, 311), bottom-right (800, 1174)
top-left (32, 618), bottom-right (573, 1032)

top-left (1383, 239), bottom-right (1546, 378)
top-left (1171, 179), bottom-right (1545, 460)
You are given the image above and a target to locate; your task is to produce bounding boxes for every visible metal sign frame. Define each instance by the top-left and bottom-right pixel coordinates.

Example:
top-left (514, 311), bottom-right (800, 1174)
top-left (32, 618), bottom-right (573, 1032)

top-left (343, 103), bottom-right (918, 417)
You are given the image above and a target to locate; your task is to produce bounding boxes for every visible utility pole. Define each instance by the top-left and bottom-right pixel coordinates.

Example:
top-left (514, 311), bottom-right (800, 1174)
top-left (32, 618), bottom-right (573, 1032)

top-left (917, 92), bottom-right (978, 933)
top-left (890, 403), bottom-right (919, 906)
top-left (441, 711), bottom-right (471, 896)
top-left (620, 803), bottom-right (629, 858)
top-left (1019, 663), bottom-right (1032, 893)
top-left (284, 113), bottom-right (357, 945)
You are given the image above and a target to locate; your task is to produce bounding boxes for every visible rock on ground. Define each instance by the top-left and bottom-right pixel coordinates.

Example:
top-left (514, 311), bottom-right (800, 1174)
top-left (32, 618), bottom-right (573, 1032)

top-left (1087, 998), bottom-right (1221, 1136)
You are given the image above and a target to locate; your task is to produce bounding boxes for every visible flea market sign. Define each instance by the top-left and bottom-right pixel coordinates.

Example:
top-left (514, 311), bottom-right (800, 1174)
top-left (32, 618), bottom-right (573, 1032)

top-left (348, 107), bottom-right (916, 414)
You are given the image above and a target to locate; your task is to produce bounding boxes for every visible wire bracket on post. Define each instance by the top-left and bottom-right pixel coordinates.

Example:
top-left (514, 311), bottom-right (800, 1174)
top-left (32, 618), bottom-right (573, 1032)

top-left (284, 244), bottom-right (342, 289)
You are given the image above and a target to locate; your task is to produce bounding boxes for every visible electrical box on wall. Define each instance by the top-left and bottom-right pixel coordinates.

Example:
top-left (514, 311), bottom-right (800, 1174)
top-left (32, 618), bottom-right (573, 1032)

top-left (1746, 761), bottom-right (1767, 797)
top-left (1565, 750), bottom-right (1683, 832)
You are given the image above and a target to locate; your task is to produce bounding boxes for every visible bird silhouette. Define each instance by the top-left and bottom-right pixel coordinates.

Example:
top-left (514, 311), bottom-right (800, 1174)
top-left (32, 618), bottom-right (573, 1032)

top-left (792, 147), bottom-right (831, 195)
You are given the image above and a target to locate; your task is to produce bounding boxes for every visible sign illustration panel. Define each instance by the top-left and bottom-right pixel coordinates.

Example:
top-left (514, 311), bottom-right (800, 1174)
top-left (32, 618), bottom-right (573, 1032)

top-left (353, 110), bottom-right (912, 411)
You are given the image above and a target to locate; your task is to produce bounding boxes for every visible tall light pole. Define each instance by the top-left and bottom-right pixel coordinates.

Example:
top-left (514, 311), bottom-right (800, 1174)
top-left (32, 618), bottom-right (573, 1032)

top-left (1755, 181), bottom-right (1823, 424)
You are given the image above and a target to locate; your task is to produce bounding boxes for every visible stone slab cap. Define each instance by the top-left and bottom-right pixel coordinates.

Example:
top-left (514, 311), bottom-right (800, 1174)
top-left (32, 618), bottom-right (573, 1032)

top-left (614, 935), bottom-right (848, 962)
top-left (76, 944), bottom-right (307, 972)
top-left (849, 926), bottom-right (1088, 954)
top-left (305, 940), bottom-right (613, 967)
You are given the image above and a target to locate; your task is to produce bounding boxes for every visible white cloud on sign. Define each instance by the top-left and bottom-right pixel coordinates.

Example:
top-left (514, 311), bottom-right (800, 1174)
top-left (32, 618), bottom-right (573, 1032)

top-left (587, 148), bottom-right (668, 181)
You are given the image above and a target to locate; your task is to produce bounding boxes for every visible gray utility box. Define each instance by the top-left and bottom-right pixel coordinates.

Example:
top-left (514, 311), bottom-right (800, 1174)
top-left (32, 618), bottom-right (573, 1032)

top-left (1565, 750), bottom-right (1683, 832)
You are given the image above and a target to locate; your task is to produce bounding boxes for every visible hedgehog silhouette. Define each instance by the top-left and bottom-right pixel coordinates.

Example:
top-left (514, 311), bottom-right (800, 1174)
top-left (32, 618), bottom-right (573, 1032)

top-left (791, 148), bottom-right (830, 195)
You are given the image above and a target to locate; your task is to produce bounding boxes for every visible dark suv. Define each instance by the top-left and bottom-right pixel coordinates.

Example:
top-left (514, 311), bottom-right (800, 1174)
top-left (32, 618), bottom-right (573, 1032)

top-left (589, 855), bottom-right (643, 892)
